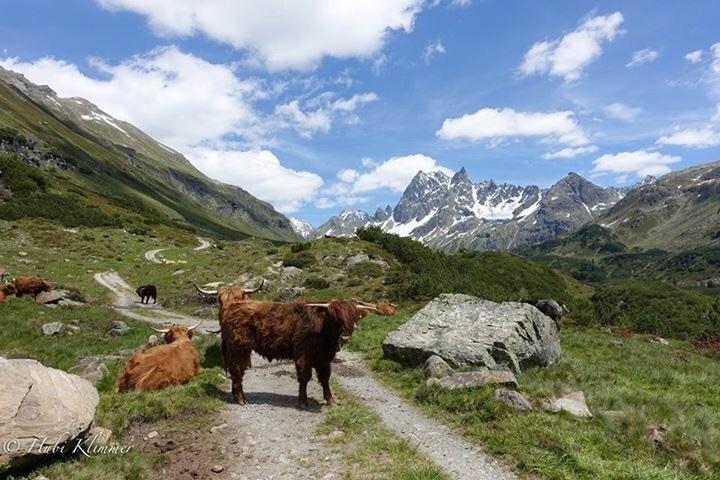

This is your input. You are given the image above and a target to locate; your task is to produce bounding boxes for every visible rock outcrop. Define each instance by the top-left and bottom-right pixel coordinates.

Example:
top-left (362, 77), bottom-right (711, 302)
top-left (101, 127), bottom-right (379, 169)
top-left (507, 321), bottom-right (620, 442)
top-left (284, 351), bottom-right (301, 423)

top-left (0, 357), bottom-right (99, 472)
top-left (383, 294), bottom-right (561, 372)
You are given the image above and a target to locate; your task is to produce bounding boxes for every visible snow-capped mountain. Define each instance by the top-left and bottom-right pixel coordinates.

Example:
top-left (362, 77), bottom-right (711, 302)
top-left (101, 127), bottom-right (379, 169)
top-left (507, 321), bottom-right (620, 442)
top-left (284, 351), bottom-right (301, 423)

top-left (289, 217), bottom-right (314, 239)
top-left (314, 168), bottom-right (625, 251)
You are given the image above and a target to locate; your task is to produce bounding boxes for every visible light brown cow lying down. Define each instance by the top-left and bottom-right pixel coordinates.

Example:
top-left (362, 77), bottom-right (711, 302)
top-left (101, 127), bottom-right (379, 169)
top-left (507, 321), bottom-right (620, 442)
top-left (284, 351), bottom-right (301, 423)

top-left (0, 283), bottom-right (17, 303)
top-left (116, 323), bottom-right (201, 392)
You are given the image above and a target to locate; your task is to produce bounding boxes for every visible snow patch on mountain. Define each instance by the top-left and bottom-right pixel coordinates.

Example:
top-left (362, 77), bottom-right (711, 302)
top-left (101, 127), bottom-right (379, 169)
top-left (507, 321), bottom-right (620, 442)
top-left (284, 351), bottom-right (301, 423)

top-left (289, 217), bottom-right (314, 239)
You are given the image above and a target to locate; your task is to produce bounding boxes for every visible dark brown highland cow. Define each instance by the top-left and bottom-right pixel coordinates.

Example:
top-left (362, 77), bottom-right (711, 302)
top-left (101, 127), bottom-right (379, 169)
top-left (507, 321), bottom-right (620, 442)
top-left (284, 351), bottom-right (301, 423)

top-left (212, 284), bottom-right (375, 408)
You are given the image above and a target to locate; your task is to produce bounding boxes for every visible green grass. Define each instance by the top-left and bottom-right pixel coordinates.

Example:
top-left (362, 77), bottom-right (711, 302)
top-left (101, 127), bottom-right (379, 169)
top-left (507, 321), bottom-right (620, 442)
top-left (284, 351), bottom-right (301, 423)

top-left (348, 310), bottom-right (720, 480)
top-left (318, 385), bottom-right (449, 480)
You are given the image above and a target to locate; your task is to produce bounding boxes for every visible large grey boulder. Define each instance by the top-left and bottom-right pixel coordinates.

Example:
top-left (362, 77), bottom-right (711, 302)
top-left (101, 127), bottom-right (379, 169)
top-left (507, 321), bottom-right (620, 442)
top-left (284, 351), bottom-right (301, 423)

top-left (382, 294), bottom-right (561, 372)
top-left (0, 357), bottom-right (99, 472)
top-left (495, 388), bottom-right (533, 411)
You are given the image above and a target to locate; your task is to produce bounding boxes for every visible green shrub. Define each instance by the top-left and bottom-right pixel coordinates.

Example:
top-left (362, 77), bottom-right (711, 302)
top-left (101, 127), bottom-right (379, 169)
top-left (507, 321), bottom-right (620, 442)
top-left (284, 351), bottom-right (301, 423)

top-left (291, 242), bottom-right (311, 253)
top-left (356, 226), bottom-right (573, 303)
top-left (283, 250), bottom-right (315, 268)
top-left (587, 279), bottom-right (716, 339)
top-left (348, 261), bottom-right (383, 279)
top-left (304, 276), bottom-right (330, 289)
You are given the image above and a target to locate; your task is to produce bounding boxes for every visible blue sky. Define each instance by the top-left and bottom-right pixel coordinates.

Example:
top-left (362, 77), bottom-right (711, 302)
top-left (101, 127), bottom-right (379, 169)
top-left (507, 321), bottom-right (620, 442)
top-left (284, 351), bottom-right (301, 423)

top-left (1, 1), bottom-right (719, 224)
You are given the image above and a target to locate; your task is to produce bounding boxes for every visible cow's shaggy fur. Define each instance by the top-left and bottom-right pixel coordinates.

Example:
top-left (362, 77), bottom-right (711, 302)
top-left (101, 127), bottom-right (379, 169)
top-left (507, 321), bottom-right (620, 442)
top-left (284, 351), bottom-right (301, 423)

top-left (0, 283), bottom-right (17, 303)
top-left (219, 293), bottom-right (363, 408)
top-left (116, 324), bottom-right (200, 392)
top-left (12, 276), bottom-right (51, 298)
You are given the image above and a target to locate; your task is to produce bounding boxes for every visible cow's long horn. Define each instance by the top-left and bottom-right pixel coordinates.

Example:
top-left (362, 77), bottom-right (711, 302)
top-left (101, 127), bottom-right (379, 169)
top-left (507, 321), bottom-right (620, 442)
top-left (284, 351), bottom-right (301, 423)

top-left (306, 303), bottom-right (330, 308)
top-left (244, 278), bottom-right (264, 293)
top-left (193, 282), bottom-right (218, 295)
top-left (188, 321), bottom-right (203, 331)
top-left (357, 305), bottom-right (381, 312)
top-left (152, 327), bottom-right (170, 333)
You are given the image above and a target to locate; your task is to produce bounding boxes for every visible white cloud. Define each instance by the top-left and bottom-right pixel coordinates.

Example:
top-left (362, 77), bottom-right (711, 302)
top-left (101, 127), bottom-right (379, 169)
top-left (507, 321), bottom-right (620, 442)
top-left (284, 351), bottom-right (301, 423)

top-left (519, 12), bottom-right (624, 82)
top-left (337, 168), bottom-right (360, 183)
top-left (685, 49), bottom-right (703, 64)
top-left (592, 150), bottom-right (681, 177)
top-left (95, 0), bottom-right (423, 71)
top-left (712, 43), bottom-right (720, 73)
top-left (274, 92), bottom-right (377, 138)
top-left (437, 107), bottom-right (590, 147)
top-left (1, 47), bottom-right (260, 148)
top-left (349, 154), bottom-right (453, 193)
top-left (626, 48), bottom-right (659, 67)
top-left (542, 145), bottom-right (598, 159)
top-left (656, 128), bottom-right (720, 148)
top-left (602, 102), bottom-right (641, 122)
top-left (318, 154), bottom-right (452, 208)
top-left (423, 40), bottom-right (446, 64)
top-left (187, 148), bottom-right (323, 212)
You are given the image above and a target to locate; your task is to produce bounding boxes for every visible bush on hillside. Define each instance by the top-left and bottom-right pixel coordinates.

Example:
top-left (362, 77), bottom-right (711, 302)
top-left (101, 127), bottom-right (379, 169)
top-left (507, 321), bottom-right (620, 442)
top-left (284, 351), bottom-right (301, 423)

top-left (282, 250), bottom-right (315, 269)
top-left (579, 279), bottom-right (717, 339)
top-left (304, 276), bottom-right (330, 289)
top-left (291, 243), bottom-right (311, 253)
top-left (356, 226), bottom-right (574, 303)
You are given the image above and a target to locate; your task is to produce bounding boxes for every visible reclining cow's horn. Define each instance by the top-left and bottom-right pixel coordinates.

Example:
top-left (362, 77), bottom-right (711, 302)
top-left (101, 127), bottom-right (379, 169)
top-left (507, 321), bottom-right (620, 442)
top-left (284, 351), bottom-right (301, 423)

top-left (244, 278), bottom-right (264, 294)
top-left (193, 282), bottom-right (218, 295)
top-left (152, 327), bottom-right (170, 333)
top-left (306, 303), bottom-right (330, 308)
top-left (188, 321), bottom-right (203, 331)
top-left (356, 304), bottom-right (381, 312)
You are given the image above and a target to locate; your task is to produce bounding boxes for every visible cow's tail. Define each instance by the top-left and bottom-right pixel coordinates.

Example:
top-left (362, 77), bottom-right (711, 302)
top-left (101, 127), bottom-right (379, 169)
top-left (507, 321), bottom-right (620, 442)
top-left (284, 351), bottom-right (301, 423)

top-left (220, 327), bottom-right (229, 379)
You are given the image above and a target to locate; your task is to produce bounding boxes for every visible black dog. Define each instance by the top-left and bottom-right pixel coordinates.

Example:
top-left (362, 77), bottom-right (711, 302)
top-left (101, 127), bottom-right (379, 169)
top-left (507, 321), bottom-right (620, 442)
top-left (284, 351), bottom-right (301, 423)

top-left (136, 285), bottom-right (158, 304)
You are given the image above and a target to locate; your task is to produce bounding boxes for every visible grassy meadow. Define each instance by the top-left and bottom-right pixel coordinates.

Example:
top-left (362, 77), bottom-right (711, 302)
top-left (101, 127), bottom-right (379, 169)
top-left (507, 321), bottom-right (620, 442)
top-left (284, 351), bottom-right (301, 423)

top-left (348, 311), bottom-right (720, 480)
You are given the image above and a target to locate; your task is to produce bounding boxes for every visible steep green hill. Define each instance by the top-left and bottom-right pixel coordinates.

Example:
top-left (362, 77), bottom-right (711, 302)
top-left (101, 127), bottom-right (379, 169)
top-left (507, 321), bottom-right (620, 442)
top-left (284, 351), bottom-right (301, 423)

top-left (0, 67), bottom-right (297, 241)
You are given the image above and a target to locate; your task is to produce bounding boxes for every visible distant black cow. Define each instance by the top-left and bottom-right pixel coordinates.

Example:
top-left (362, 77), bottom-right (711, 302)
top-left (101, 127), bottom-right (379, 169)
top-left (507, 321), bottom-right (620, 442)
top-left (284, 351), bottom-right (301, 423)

top-left (521, 299), bottom-right (566, 326)
top-left (136, 285), bottom-right (158, 304)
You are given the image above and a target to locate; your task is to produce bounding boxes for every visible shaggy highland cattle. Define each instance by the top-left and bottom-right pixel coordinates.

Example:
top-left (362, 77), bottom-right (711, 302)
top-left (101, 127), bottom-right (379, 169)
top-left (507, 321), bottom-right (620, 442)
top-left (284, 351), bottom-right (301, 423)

top-left (211, 284), bottom-right (377, 408)
top-left (0, 283), bottom-right (17, 303)
top-left (12, 276), bottom-right (52, 298)
top-left (116, 323), bottom-right (202, 392)
top-left (136, 284), bottom-right (158, 304)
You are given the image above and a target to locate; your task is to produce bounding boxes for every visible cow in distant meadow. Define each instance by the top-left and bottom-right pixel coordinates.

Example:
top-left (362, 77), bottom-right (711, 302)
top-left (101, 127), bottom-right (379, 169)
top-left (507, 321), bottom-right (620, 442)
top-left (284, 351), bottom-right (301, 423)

top-left (115, 322), bottom-right (202, 392)
top-left (0, 283), bottom-right (17, 303)
top-left (12, 276), bottom-right (52, 298)
top-left (136, 284), bottom-right (157, 304)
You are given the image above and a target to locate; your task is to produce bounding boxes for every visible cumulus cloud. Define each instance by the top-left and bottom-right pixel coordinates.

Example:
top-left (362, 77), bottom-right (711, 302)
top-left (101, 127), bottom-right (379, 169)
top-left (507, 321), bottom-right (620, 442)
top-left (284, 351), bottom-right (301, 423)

top-left (0, 47), bottom-right (260, 148)
top-left (603, 102), bottom-right (641, 122)
top-left (318, 154), bottom-right (452, 207)
top-left (626, 48), bottom-right (659, 67)
top-left (94, 0), bottom-right (423, 70)
top-left (519, 12), bottom-right (624, 82)
top-left (542, 145), bottom-right (598, 159)
top-left (592, 150), bottom-right (681, 177)
top-left (0, 48), bottom-right (371, 212)
top-left (187, 148), bottom-right (323, 212)
top-left (437, 107), bottom-right (590, 147)
top-left (656, 128), bottom-right (720, 148)
top-left (685, 49), bottom-right (703, 64)
top-left (273, 92), bottom-right (377, 138)
top-left (423, 40), bottom-right (446, 64)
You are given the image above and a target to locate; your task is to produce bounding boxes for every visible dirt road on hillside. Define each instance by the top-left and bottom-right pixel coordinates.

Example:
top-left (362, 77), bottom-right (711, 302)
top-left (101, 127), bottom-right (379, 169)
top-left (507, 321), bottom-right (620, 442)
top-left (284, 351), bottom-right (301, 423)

top-left (95, 270), bottom-right (517, 479)
top-left (93, 270), bottom-right (218, 333)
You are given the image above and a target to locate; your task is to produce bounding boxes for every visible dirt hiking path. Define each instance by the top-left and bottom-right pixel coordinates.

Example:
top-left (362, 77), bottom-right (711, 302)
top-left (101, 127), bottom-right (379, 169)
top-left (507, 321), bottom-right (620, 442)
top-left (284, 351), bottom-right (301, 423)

top-left (95, 270), bottom-right (518, 480)
top-left (93, 270), bottom-right (218, 333)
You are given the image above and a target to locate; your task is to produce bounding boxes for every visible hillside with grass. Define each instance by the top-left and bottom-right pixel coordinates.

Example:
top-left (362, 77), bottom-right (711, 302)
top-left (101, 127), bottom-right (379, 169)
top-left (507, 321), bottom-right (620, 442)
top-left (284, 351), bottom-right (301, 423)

top-left (0, 67), bottom-right (297, 241)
